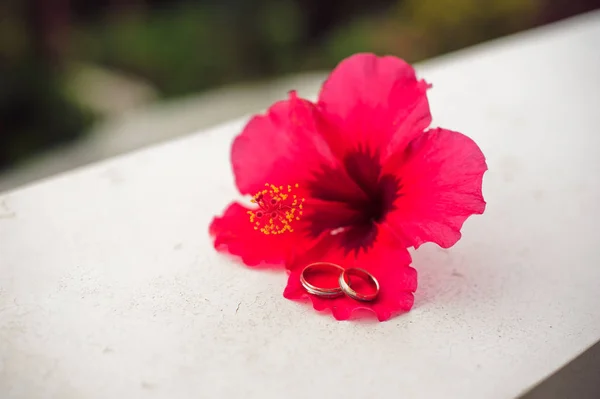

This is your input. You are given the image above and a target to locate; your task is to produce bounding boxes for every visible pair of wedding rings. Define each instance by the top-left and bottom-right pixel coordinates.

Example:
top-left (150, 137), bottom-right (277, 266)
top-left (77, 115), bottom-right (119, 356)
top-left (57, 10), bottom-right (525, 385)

top-left (300, 262), bottom-right (380, 302)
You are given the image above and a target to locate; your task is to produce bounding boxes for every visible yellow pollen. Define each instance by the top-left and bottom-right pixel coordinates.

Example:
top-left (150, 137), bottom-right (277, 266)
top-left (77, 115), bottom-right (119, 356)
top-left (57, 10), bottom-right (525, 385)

top-left (247, 182), bottom-right (305, 235)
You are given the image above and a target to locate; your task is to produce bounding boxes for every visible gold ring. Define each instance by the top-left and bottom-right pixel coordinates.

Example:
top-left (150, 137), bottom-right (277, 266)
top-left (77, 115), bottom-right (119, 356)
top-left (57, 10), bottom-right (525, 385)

top-left (300, 262), bottom-right (345, 298)
top-left (339, 268), bottom-right (379, 302)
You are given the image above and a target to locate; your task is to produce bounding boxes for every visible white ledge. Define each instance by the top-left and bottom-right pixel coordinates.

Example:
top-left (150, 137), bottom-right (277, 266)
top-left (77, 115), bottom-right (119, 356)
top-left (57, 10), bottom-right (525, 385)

top-left (2, 11), bottom-right (600, 399)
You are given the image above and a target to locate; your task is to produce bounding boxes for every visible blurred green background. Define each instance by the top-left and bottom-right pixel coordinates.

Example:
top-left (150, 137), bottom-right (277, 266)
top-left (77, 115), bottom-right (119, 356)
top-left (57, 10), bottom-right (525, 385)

top-left (1, 0), bottom-right (598, 171)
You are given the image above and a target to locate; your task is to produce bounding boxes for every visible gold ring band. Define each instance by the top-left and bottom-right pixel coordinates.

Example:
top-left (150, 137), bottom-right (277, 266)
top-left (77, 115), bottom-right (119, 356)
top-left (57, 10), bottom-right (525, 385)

top-left (339, 268), bottom-right (379, 302)
top-left (300, 262), bottom-right (345, 298)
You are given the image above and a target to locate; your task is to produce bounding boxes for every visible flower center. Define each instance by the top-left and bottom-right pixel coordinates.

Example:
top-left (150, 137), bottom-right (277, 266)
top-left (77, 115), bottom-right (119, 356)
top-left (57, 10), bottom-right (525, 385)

top-left (248, 183), bottom-right (305, 235)
top-left (305, 149), bottom-right (401, 252)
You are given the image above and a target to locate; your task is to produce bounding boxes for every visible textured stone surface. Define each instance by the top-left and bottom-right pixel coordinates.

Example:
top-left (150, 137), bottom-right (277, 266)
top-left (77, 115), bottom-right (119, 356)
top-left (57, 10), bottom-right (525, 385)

top-left (2, 11), bottom-right (600, 399)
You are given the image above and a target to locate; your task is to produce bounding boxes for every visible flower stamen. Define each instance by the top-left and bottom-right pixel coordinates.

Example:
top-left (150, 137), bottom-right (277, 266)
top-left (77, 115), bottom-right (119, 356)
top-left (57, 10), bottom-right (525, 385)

top-left (248, 183), bottom-right (305, 235)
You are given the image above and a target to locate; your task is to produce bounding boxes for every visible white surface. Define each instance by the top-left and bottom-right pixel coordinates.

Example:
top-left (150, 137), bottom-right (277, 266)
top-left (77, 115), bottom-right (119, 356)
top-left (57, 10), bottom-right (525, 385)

top-left (2, 11), bottom-right (600, 399)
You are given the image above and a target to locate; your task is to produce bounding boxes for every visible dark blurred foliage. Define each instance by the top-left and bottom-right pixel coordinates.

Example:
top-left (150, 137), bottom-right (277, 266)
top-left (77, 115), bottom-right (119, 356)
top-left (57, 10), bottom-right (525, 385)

top-left (1, 0), bottom-right (599, 170)
top-left (1, 0), bottom-right (93, 170)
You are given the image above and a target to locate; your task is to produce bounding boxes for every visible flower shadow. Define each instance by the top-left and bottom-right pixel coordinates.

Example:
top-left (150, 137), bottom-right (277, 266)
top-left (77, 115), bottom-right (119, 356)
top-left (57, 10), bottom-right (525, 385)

top-left (411, 240), bottom-right (502, 310)
top-left (285, 297), bottom-right (391, 324)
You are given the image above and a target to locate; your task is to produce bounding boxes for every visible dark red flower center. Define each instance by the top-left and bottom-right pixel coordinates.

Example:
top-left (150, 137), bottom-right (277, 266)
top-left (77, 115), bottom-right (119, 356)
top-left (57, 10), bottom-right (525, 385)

top-left (306, 149), bottom-right (401, 253)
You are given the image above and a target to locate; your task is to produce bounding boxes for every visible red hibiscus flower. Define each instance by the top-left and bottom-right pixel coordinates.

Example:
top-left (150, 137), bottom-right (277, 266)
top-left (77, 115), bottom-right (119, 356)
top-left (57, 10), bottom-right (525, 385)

top-left (210, 53), bottom-right (487, 321)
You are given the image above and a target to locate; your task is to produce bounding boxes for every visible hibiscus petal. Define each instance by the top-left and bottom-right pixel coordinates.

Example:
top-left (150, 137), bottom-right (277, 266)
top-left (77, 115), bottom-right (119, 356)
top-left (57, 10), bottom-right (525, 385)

top-left (384, 128), bottom-right (488, 249)
top-left (317, 53), bottom-right (431, 161)
top-left (283, 227), bottom-right (416, 321)
top-left (209, 202), bottom-right (298, 266)
top-left (232, 92), bottom-right (336, 196)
